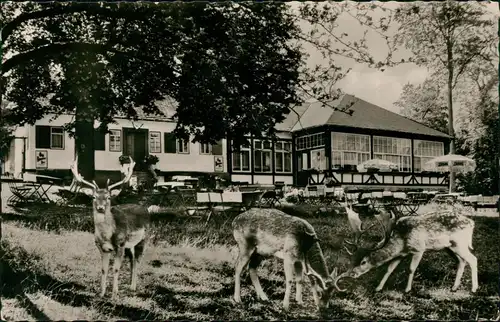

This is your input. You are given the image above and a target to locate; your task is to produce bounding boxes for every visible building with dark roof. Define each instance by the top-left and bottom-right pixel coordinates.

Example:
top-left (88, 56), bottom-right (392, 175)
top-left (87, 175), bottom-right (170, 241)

top-left (228, 94), bottom-right (450, 190)
top-left (4, 94), bottom-right (450, 190)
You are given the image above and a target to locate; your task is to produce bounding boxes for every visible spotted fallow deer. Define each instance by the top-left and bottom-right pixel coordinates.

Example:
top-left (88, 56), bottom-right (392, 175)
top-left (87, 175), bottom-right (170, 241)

top-left (338, 204), bottom-right (478, 293)
top-left (232, 208), bottom-right (344, 310)
top-left (71, 156), bottom-right (153, 299)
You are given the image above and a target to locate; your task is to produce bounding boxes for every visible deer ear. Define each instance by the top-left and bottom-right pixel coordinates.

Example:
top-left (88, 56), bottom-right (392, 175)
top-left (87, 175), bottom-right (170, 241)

top-left (81, 187), bottom-right (95, 197)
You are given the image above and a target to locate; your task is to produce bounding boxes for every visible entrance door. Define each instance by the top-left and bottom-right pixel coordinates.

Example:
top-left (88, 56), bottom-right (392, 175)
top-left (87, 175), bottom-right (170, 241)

top-left (123, 128), bottom-right (148, 171)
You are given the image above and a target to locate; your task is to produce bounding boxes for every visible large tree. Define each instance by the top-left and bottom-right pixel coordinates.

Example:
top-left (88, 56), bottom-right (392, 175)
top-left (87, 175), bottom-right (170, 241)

top-left (1, 2), bottom-right (303, 179)
top-left (299, 2), bottom-right (496, 192)
top-left (392, 2), bottom-right (496, 191)
top-left (395, 75), bottom-right (449, 134)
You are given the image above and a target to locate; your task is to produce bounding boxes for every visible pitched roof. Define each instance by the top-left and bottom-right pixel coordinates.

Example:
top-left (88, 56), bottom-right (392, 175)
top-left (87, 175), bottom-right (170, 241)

top-left (274, 103), bottom-right (309, 131)
top-left (285, 94), bottom-right (450, 138)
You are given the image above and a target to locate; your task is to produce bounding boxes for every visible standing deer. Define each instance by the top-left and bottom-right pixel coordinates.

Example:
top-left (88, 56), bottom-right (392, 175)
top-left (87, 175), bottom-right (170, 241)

top-left (232, 208), bottom-right (344, 310)
top-left (71, 156), bottom-right (152, 299)
top-left (338, 205), bottom-right (478, 293)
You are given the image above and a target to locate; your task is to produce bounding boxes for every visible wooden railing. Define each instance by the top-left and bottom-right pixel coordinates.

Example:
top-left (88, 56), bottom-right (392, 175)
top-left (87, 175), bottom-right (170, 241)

top-left (298, 169), bottom-right (449, 189)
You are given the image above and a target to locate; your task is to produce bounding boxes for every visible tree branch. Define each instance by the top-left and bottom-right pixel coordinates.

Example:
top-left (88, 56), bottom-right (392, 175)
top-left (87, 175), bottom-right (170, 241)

top-left (2, 42), bottom-right (161, 75)
top-left (1, 3), bottom-right (151, 43)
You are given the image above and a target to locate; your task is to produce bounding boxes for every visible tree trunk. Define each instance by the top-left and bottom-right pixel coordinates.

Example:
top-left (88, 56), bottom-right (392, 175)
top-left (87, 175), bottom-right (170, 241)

top-left (446, 36), bottom-right (456, 193)
top-left (75, 107), bottom-right (96, 181)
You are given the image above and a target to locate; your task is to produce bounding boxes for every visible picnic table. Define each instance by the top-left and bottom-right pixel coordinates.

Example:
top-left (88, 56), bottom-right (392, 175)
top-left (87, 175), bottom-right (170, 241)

top-left (8, 173), bottom-right (63, 205)
top-left (190, 190), bottom-right (265, 225)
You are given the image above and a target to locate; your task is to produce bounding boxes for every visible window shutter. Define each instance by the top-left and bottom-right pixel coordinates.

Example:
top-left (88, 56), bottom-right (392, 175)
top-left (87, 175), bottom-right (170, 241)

top-left (212, 140), bottom-right (223, 155)
top-left (164, 132), bottom-right (177, 153)
top-left (94, 129), bottom-right (106, 151)
top-left (35, 125), bottom-right (51, 149)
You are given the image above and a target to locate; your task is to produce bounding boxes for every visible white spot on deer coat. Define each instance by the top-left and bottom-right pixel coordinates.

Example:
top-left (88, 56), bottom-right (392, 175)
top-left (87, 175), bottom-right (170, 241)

top-left (124, 228), bottom-right (146, 249)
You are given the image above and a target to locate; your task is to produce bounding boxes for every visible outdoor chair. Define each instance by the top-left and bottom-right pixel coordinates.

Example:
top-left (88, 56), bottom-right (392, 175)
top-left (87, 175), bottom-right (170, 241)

top-left (7, 180), bottom-right (37, 206)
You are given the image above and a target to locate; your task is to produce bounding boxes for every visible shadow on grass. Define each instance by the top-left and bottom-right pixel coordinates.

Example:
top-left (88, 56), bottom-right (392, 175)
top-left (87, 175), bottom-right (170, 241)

top-left (17, 291), bottom-right (52, 321)
top-left (2, 242), bottom-right (163, 321)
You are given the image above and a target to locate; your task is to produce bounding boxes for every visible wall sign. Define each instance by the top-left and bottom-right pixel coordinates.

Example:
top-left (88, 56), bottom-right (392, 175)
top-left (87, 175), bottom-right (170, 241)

top-left (36, 150), bottom-right (48, 169)
top-left (214, 156), bottom-right (224, 172)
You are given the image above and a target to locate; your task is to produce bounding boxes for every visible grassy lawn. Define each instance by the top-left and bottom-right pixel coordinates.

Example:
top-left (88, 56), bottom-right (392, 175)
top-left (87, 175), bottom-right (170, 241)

top-left (2, 203), bottom-right (499, 320)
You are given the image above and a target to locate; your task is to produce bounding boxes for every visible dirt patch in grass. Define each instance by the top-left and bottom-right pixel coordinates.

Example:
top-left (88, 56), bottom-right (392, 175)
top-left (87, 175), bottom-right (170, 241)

top-left (2, 204), bottom-right (499, 320)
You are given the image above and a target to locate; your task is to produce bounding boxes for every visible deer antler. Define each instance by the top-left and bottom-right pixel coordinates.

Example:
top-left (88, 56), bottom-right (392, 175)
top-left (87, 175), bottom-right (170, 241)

top-left (70, 156), bottom-right (99, 190)
top-left (108, 157), bottom-right (136, 190)
top-left (332, 270), bottom-right (349, 292)
top-left (343, 193), bottom-right (392, 255)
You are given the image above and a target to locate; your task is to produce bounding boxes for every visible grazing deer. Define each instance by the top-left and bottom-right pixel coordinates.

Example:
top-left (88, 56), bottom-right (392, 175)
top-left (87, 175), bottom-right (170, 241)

top-left (338, 204), bottom-right (478, 293)
top-left (232, 208), bottom-right (344, 310)
top-left (71, 156), bottom-right (152, 299)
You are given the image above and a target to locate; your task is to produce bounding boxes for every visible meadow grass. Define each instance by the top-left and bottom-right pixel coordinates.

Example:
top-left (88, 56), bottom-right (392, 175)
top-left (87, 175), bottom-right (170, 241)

top-left (2, 203), bottom-right (499, 320)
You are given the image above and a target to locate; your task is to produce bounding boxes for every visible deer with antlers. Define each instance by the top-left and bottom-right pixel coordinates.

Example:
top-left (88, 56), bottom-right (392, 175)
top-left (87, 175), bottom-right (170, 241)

top-left (337, 198), bottom-right (478, 293)
top-left (70, 156), bottom-right (152, 299)
top-left (232, 208), bottom-right (345, 310)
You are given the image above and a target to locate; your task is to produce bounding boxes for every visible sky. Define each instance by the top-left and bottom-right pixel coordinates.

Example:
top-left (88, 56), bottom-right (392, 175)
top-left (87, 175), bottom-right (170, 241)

top-left (290, 1), bottom-right (499, 114)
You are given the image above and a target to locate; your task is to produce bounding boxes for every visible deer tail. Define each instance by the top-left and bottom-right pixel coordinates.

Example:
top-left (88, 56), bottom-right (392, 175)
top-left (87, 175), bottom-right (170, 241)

top-left (468, 234), bottom-right (474, 251)
top-left (467, 227), bottom-right (474, 251)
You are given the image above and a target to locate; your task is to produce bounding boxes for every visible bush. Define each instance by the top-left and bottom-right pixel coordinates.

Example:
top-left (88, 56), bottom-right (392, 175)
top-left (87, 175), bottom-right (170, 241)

top-left (285, 194), bottom-right (300, 204)
top-left (144, 154), bottom-right (159, 165)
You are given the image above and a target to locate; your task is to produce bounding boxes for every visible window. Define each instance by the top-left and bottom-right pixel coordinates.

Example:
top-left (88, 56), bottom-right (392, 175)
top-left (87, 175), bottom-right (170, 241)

top-left (331, 132), bottom-right (370, 170)
top-left (50, 127), bottom-right (64, 149)
top-left (413, 140), bottom-right (444, 172)
top-left (232, 142), bottom-right (250, 172)
top-left (35, 125), bottom-right (51, 149)
top-left (177, 139), bottom-right (190, 154)
top-left (296, 133), bottom-right (325, 151)
top-left (275, 141), bottom-right (292, 173)
top-left (94, 129), bottom-right (106, 151)
top-left (109, 130), bottom-right (121, 152)
top-left (149, 131), bottom-right (161, 153)
top-left (200, 143), bottom-right (212, 155)
top-left (211, 140), bottom-right (223, 155)
top-left (164, 133), bottom-right (176, 153)
top-left (373, 136), bottom-right (412, 172)
top-left (311, 148), bottom-right (328, 170)
top-left (254, 140), bottom-right (272, 172)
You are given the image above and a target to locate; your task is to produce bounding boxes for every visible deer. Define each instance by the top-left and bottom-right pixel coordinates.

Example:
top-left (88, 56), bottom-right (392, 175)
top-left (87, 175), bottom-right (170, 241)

top-left (337, 201), bottom-right (478, 294)
top-left (232, 208), bottom-right (345, 311)
top-left (70, 156), bottom-right (153, 300)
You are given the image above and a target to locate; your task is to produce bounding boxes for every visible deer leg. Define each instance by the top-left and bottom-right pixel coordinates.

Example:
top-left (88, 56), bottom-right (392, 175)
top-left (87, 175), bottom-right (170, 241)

top-left (282, 256), bottom-right (295, 310)
top-left (405, 252), bottom-right (424, 293)
top-left (451, 256), bottom-right (466, 292)
top-left (111, 245), bottom-right (126, 300)
top-left (466, 252), bottom-right (478, 293)
top-left (99, 250), bottom-right (112, 297)
top-left (376, 258), bottom-right (402, 292)
top-left (308, 276), bottom-right (320, 307)
top-left (450, 245), bottom-right (478, 293)
top-left (248, 253), bottom-right (268, 302)
top-left (233, 245), bottom-right (254, 304)
top-left (130, 239), bottom-right (146, 292)
top-left (294, 261), bottom-right (304, 305)
top-left (128, 247), bottom-right (137, 291)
